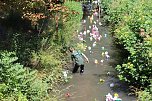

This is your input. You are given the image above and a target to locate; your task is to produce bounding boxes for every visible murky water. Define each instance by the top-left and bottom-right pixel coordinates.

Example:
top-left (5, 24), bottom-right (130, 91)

top-left (62, 3), bottom-right (136, 101)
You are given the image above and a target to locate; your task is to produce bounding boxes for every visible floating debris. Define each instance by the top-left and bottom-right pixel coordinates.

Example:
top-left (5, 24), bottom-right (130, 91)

top-left (83, 31), bottom-right (86, 36)
top-left (63, 71), bottom-right (68, 79)
top-left (106, 93), bottom-right (122, 101)
top-left (106, 54), bottom-right (110, 59)
top-left (106, 93), bottom-right (113, 101)
top-left (92, 42), bottom-right (96, 47)
top-left (90, 36), bottom-right (93, 41)
top-left (107, 72), bottom-right (110, 75)
top-left (101, 47), bottom-right (105, 50)
top-left (105, 51), bottom-right (108, 55)
top-left (88, 46), bottom-right (91, 51)
top-left (83, 20), bottom-right (86, 23)
top-left (80, 32), bottom-right (83, 35)
top-left (94, 59), bottom-right (98, 64)
top-left (65, 93), bottom-right (71, 97)
top-left (94, 21), bottom-right (96, 24)
top-left (99, 78), bottom-right (105, 84)
top-left (110, 83), bottom-right (114, 88)
top-left (104, 34), bottom-right (107, 37)
top-left (89, 26), bottom-right (91, 29)
top-left (87, 30), bottom-right (90, 34)
top-left (99, 22), bottom-right (102, 26)
top-left (100, 59), bottom-right (104, 63)
top-left (89, 51), bottom-right (92, 54)
top-left (101, 52), bottom-right (104, 56)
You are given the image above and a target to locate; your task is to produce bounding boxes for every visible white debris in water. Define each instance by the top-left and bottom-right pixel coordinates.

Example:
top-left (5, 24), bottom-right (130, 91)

top-left (99, 22), bottom-right (102, 26)
top-left (94, 21), bottom-right (96, 24)
top-left (89, 26), bottom-right (91, 29)
top-left (101, 52), bottom-right (104, 56)
top-left (106, 54), bottom-right (110, 59)
top-left (87, 30), bottom-right (90, 34)
top-left (105, 51), bottom-right (108, 55)
top-left (106, 93), bottom-right (113, 101)
top-left (80, 32), bottom-right (83, 35)
top-left (100, 59), bottom-right (104, 63)
top-left (90, 33), bottom-right (93, 36)
top-left (83, 20), bottom-right (86, 23)
top-left (62, 71), bottom-right (68, 79)
top-left (102, 47), bottom-right (105, 50)
top-left (92, 41), bottom-right (96, 47)
top-left (88, 46), bottom-right (91, 50)
top-left (104, 34), bottom-right (107, 37)
top-left (90, 36), bottom-right (93, 41)
top-left (94, 59), bottom-right (98, 64)
top-left (83, 31), bottom-right (86, 36)
top-left (110, 83), bottom-right (114, 88)
top-left (107, 72), bottom-right (110, 75)
top-left (89, 51), bottom-right (92, 54)
top-left (96, 20), bottom-right (98, 22)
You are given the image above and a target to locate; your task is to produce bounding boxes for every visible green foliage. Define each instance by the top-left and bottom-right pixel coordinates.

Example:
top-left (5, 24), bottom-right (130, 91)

top-left (102, 0), bottom-right (152, 87)
top-left (137, 90), bottom-right (152, 101)
top-left (62, 1), bottom-right (83, 45)
top-left (0, 1), bottom-right (83, 100)
top-left (0, 51), bottom-right (50, 101)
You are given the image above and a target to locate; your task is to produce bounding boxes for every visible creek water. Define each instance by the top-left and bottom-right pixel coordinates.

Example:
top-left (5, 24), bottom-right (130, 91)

top-left (62, 3), bottom-right (136, 101)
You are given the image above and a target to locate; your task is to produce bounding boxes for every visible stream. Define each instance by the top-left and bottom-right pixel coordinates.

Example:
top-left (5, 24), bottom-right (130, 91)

top-left (62, 2), bottom-right (136, 101)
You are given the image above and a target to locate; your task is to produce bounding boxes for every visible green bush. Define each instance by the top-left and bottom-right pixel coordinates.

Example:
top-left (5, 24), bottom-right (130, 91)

top-left (102, 0), bottom-right (152, 86)
top-left (0, 51), bottom-right (50, 101)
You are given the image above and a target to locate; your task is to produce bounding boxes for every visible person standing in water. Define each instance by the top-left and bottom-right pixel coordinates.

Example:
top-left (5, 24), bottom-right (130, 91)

top-left (69, 47), bottom-right (89, 74)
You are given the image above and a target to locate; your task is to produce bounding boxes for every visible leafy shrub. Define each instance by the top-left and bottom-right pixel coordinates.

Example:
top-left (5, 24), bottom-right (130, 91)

top-left (137, 90), bottom-right (152, 101)
top-left (0, 51), bottom-right (50, 101)
top-left (102, 0), bottom-right (152, 87)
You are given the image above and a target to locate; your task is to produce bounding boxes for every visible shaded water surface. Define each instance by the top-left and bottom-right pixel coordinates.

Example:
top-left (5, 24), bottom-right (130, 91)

top-left (62, 3), bottom-right (136, 101)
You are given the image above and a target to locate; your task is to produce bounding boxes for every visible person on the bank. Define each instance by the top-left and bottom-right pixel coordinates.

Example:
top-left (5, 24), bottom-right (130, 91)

top-left (69, 47), bottom-right (89, 74)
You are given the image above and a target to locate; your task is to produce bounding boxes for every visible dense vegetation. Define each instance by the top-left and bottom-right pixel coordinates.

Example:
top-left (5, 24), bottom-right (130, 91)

top-left (101, 0), bottom-right (152, 100)
top-left (0, 0), bottom-right (83, 100)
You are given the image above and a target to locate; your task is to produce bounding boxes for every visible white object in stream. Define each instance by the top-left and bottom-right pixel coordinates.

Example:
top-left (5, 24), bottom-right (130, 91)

top-left (100, 59), bottom-right (104, 63)
top-left (80, 32), bottom-right (83, 35)
top-left (83, 20), bottom-right (86, 23)
top-left (88, 46), bottom-right (91, 51)
top-left (104, 34), bottom-right (107, 37)
top-left (106, 54), bottom-right (110, 59)
top-left (92, 42), bottom-right (96, 47)
top-left (87, 30), bottom-right (90, 34)
top-left (62, 71), bottom-right (68, 79)
top-left (90, 36), bottom-right (93, 41)
top-left (99, 22), bottom-right (102, 26)
top-left (105, 51), bottom-right (108, 55)
top-left (102, 46), bottom-right (105, 50)
top-left (110, 83), bottom-right (114, 88)
top-left (89, 26), bottom-right (91, 29)
top-left (83, 31), bottom-right (86, 36)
